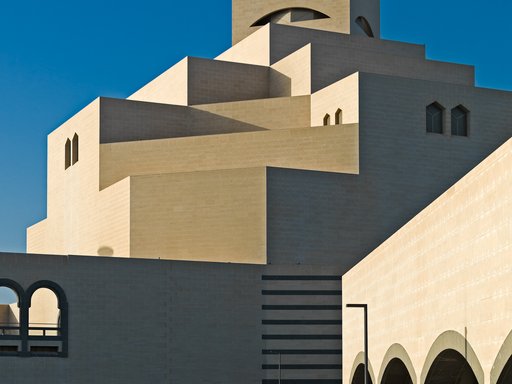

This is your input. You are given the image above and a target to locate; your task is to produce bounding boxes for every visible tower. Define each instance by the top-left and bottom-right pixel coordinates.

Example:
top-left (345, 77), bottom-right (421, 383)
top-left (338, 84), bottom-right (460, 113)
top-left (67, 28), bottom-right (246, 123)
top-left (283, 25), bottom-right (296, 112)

top-left (232, 0), bottom-right (380, 44)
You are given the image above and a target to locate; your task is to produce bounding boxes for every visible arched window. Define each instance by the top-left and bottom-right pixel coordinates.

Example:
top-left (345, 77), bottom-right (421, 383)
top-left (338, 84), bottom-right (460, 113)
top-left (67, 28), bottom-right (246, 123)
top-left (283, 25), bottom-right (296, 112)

top-left (65, 139), bottom-right (71, 170)
top-left (27, 281), bottom-right (68, 357)
top-left (335, 109), bottom-right (343, 125)
top-left (0, 280), bottom-right (23, 355)
top-left (355, 16), bottom-right (375, 38)
top-left (72, 133), bottom-right (79, 165)
top-left (323, 114), bottom-right (331, 126)
top-left (451, 105), bottom-right (469, 136)
top-left (426, 102), bottom-right (444, 134)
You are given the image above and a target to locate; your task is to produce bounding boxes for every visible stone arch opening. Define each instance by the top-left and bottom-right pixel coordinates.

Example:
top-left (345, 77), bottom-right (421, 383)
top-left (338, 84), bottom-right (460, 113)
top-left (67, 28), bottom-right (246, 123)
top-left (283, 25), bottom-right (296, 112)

top-left (424, 349), bottom-right (478, 384)
top-left (497, 355), bottom-right (512, 384)
top-left (353, 363), bottom-right (374, 384)
top-left (382, 358), bottom-right (413, 384)
top-left (491, 330), bottom-right (512, 384)
top-left (26, 281), bottom-right (68, 356)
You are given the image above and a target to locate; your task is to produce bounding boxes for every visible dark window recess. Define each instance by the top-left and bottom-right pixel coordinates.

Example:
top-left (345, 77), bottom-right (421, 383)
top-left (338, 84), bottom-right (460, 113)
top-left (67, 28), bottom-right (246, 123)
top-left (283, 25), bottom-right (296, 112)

top-left (262, 276), bottom-right (341, 281)
top-left (262, 320), bottom-right (342, 325)
top-left (323, 114), bottom-right (331, 126)
top-left (262, 290), bottom-right (342, 296)
top-left (426, 102), bottom-right (444, 134)
top-left (262, 305), bottom-right (342, 310)
top-left (451, 106), bottom-right (469, 136)
top-left (262, 334), bottom-right (342, 340)
top-left (72, 134), bottom-right (79, 164)
top-left (251, 7), bottom-right (329, 26)
top-left (335, 109), bottom-right (343, 124)
top-left (65, 139), bottom-right (71, 169)
top-left (30, 346), bottom-right (59, 353)
top-left (263, 364), bottom-right (342, 370)
top-left (355, 16), bottom-right (375, 37)
top-left (263, 349), bottom-right (342, 355)
top-left (0, 346), bottom-right (18, 353)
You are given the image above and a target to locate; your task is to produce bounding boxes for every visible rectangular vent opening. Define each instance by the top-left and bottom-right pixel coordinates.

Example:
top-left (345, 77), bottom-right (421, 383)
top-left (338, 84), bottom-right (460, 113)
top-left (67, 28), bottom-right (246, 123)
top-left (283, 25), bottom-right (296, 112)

top-left (30, 346), bottom-right (59, 354)
top-left (0, 345), bottom-right (18, 353)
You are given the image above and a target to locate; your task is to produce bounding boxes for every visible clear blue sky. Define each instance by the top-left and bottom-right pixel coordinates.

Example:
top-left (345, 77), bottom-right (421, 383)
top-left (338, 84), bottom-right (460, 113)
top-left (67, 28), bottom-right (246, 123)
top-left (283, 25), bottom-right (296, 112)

top-left (0, 0), bottom-right (511, 253)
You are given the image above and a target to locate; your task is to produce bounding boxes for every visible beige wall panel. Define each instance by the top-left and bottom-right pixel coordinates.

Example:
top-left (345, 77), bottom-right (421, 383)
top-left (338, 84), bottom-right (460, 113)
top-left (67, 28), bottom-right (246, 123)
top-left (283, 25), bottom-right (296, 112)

top-left (128, 58), bottom-right (188, 106)
top-left (232, 0), bottom-right (348, 44)
top-left (193, 96), bottom-right (310, 130)
top-left (100, 124), bottom-right (360, 189)
top-left (130, 168), bottom-right (266, 264)
top-left (216, 24), bottom-right (271, 66)
top-left (27, 99), bottom-right (131, 258)
top-left (271, 44), bottom-right (311, 97)
top-left (311, 72), bottom-right (359, 126)
top-left (342, 140), bottom-right (512, 384)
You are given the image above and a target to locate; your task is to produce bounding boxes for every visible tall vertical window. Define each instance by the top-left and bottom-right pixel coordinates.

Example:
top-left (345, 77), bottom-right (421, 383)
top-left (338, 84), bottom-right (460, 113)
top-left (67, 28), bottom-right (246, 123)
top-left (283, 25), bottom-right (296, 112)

top-left (451, 106), bottom-right (469, 136)
top-left (64, 139), bottom-right (71, 169)
top-left (426, 102), bottom-right (444, 134)
top-left (72, 134), bottom-right (79, 165)
top-left (323, 114), bottom-right (331, 126)
top-left (335, 109), bottom-right (343, 125)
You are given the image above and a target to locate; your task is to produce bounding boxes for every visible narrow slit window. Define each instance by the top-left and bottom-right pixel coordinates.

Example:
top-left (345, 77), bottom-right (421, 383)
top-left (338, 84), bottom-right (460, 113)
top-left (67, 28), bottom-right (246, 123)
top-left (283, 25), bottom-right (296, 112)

top-left (335, 109), bottom-right (343, 125)
top-left (323, 114), bottom-right (331, 126)
top-left (72, 134), bottom-right (79, 165)
top-left (426, 102), bottom-right (444, 134)
top-left (451, 106), bottom-right (469, 136)
top-left (65, 139), bottom-right (71, 170)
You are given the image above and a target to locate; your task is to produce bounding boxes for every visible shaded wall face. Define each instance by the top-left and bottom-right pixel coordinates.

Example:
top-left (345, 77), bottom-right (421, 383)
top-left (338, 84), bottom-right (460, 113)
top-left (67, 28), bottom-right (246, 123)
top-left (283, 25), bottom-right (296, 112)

top-left (0, 253), bottom-right (345, 384)
top-left (267, 74), bottom-right (512, 267)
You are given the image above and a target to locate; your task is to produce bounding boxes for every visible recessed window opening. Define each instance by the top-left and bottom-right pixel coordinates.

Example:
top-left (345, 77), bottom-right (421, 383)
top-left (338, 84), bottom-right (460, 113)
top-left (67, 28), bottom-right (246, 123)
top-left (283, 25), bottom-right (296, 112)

top-left (323, 114), bottom-right (331, 126)
top-left (251, 7), bottom-right (329, 27)
top-left (29, 288), bottom-right (60, 337)
top-left (426, 102), bottom-right (444, 134)
top-left (0, 287), bottom-right (20, 337)
top-left (335, 109), bottom-right (343, 125)
top-left (355, 16), bottom-right (375, 37)
top-left (64, 139), bottom-right (71, 170)
top-left (451, 105), bottom-right (469, 136)
top-left (72, 134), bottom-right (79, 165)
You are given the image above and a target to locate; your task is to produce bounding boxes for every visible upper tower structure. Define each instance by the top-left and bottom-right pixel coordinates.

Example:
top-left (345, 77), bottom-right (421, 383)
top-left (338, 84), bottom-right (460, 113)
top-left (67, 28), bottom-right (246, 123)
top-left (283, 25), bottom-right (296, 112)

top-left (232, 0), bottom-right (380, 44)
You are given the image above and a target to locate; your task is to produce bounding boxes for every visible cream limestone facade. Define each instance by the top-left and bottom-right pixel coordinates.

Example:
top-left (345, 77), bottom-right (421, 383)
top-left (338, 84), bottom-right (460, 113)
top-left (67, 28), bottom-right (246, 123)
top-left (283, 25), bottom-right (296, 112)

top-left (4, 0), bottom-right (511, 383)
top-left (342, 139), bottom-right (512, 384)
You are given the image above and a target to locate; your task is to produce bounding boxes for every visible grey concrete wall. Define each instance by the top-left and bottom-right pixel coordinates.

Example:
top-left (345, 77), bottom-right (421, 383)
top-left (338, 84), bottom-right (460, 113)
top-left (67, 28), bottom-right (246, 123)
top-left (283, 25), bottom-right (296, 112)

top-left (267, 73), bottom-right (512, 268)
top-left (0, 253), bottom-right (345, 384)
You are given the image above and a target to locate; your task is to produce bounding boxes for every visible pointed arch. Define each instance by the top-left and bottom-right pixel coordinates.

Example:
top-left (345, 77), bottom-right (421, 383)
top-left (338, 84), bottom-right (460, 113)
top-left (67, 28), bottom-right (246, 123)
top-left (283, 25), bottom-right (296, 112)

top-left (323, 113), bottom-right (331, 126)
top-left (335, 108), bottom-right (343, 125)
top-left (421, 331), bottom-right (484, 384)
top-left (491, 330), bottom-right (512, 384)
top-left (379, 344), bottom-right (417, 384)
top-left (350, 351), bottom-right (377, 384)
